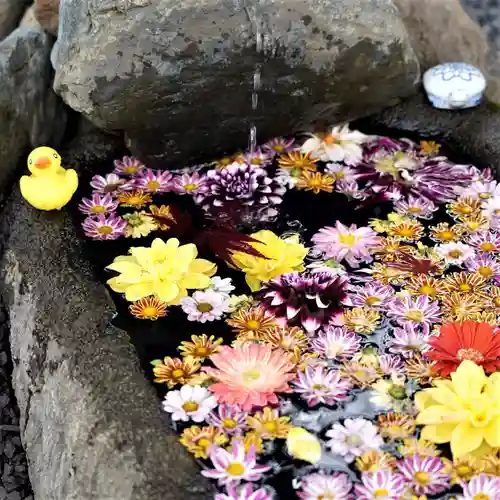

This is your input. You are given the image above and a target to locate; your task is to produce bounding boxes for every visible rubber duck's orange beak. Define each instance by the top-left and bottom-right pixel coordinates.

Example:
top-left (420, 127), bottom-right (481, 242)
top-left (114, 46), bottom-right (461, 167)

top-left (34, 156), bottom-right (51, 169)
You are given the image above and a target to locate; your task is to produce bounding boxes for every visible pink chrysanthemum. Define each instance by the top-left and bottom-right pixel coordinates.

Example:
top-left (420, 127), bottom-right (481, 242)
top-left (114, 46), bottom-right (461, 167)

top-left (262, 137), bottom-right (296, 156)
top-left (354, 471), bottom-right (407, 500)
top-left (90, 173), bottom-right (125, 194)
top-left (310, 327), bottom-right (361, 361)
top-left (113, 155), bottom-right (145, 176)
top-left (243, 149), bottom-right (273, 168)
top-left (461, 180), bottom-right (500, 200)
top-left (387, 295), bottom-right (441, 329)
top-left (394, 195), bottom-right (437, 219)
top-left (397, 454), bottom-right (449, 496)
top-left (378, 354), bottom-right (405, 376)
top-left (388, 324), bottom-right (432, 358)
top-left (458, 473), bottom-right (500, 500)
top-left (292, 366), bottom-right (351, 407)
top-left (467, 231), bottom-right (500, 254)
top-left (78, 193), bottom-right (118, 215)
top-left (312, 222), bottom-right (381, 268)
top-left (202, 440), bottom-right (270, 485)
top-left (465, 254), bottom-right (500, 281)
top-left (171, 172), bottom-right (208, 195)
top-left (81, 214), bottom-right (126, 240)
top-left (345, 282), bottom-right (394, 309)
top-left (204, 344), bottom-right (296, 411)
top-left (297, 472), bottom-right (353, 500)
top-left (132, 168), bottom-right (173, 193)
top-left (215, 484), bottom-right (274, 500)
top-left (208, 405), bottom-right (249, 435)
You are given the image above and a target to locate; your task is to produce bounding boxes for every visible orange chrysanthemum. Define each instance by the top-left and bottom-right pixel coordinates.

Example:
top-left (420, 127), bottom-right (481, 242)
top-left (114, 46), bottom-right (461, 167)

top-left (426, 321), bottom-right (500, 376)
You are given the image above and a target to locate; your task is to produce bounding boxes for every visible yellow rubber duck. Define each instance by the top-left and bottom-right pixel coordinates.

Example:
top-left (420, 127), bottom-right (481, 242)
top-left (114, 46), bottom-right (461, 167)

top-left (20, 147), bottom-right (78, 210)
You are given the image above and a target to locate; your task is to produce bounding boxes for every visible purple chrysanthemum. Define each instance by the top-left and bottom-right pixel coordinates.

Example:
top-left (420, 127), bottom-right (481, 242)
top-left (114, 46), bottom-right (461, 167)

top-left (132, 168), bottom-right (173, 193)
top-left (259, 272), bottom-right (349, 334)
top-left (311, 222), bottom-right (381, 268)
top-left (354, 471), bottom-right (407, 500)
top-left (90, 173), bottom-right (126, 194)
top-left (292, 366), bottom-right (351, 407)
top-left (81, 214), bottom-right (126, 240)
top-left (297, 472), bottom-right (353, 500)
top-left (345, 282), bottom-right (394, 309)
top-left (208, 405), bottom-right (249, 435)
top-left (388, 324), bottom-right (431, 358)
top-left (215, 484), bottom-right (274, 500)
top-left (262, 137), bottom-right (296, 156)
top-left (458, 474), bottom-right (500, 500)
top-left (310, 327), bottom-right (361, 361)
top-left (462, 180), bottom-right (500, 200)
top-left (78, 193), bottom-right (118, 215)
top-left (171, 172), bottom-right (207, 195)
top-left (113, 155), bottom-right (145, 176)
top-left (465, 253), bottom-right (500, 281)
top-left (242, 149), bottom-right (273, 168)
top-left (378, 354), bottom-right (405, 377)
top-left (397, 454), bottom-right (450, 496)
top-left (394, 194), bottom-right (438, 219)
top-left (467, 231), bottom-right (500, 254)
top-left (387, 295), bottom-right (441, 329)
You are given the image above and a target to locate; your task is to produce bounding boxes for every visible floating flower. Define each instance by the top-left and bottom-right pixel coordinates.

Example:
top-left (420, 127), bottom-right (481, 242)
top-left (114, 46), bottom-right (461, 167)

top-left (467, 231), bottom-right (500, 254)
top-left (310, 327), bottom-right (361, 360)
top-left (243, 149), bottom-right (273, 168)
top-left (215, 484), bottom-right (273, 500)
top-left (447, 196), bottom-right (483, 219)
top-left (78, 193), bottom-right (118, 215)
top-left (260, 326), bottom-right (309, 353)
top-left (370, 374), bottom-right (410, 411)
top-left (293, 366), bottom-right (351, 407)
top-left (444, 456), bottom-right (479, 485)
top-left (213, 154), bottom-right (245, 170)
top-left (415, 360), bottom-right (500, 457)
top-left (397, 455), bottom-right (449, 496)
top-left (259, 272), bottom-right (348, 333)
top-left (312, 222), bottom-right (380, 268)
top-left (132, 168), bottom-right (173, 193)
top-left (210, 276), bottom-right (235, 295)
top-left (386, 219), bottom-right (425, 241)
top-left (90, 173), bottom-right (125, 193)
top-left (481, 453), bottom-right (500, 476)
top-left (297, 472), bottom-right (352, 500)
top-left (387, 295), bottom-right (441, 329)
top-left (425, 321), bottom-right (500, 376)
top-left (342, 307), bottom-right (381, 335)
top-left (342, 355), bottom-right (381, 388)
top-left (152, 356), bottom-right (200, 387)
top-left (354, 470), bottom-right (407, 500)
top-left (129, 296), bottom-right (168, 320)
top-left (378, 354), bottom-right (406, 377)
top-left (262, 137), bottom-right (296, 156)
top-left (81, 213), bottom-right (127, 240)
top-left (462, 180), bottom-right (500, 200)
top-left (301, 124), bottom-right (366, 164)
top-left (325, 162), bottom-right (358, 182)
top-left (231, 230), bottom-right (307, 292)
top-left (405, 276), bottom-right (446, 299)
top-left (238, 432), bottom-right (264, 455)
top-left (356, 451), bottom-right (398, 473)
top-left (405, 356), bottom-right (437, 385)
top-left (208, 405), bottom-right (249, 435)
top-left (436, 242), bottom-right (475, 265)
top-left (419, 141), bottom-right (441, 155)
top-left (106, 238), bottom-right (216, 303)
top-left (399, 439), bottom-right (440, 458)
top-left (116, 189), bottom-right (152, 208)
top-left (162, 384), bottom-right (217, 422)
top-left (429, 222), bottom-right (464, 243)
top-left (441, 293), bottom-right (485, 322)
top-left (388, 324), bottom-right (431, 359)
top-left (226, 307), bottom-right (276, 341)
top-left (465, 254), bottom-right (500, 280)
top-left (204, 344), bottom-right (296, 411)
top-left (202, 440), bottom-right (270, 485)
top-left (180, 425), bottom-right (228, 459)
top-left (286, 427), bottom-right (322, 464)
top-left (123, 212), bottom-right (159, 238)
top-left (247, 407), bottom-right (291, 439)
top-left (180, 289), bottom-right (231, 322)
top-left (113, 156), bottom-right (145, 176)
top-left (148, 204), bottom-right (176, 230)
top-left (346, 282), bottom-right (394, 309)
top-left (296, 171), bottom-right (335, 194)
top-left (458, 474), bottom-right (500, 500)
top-left (378, 413), bottom-right (416, 441)
top-left (395, 196), bottom-right (437, 219)
top-left (178, 334), bottom-right (223, 361)
top-left (277, 151), bottom-right (318, 178)
top-left (326, 418), bottom-right (383, 463)
top-left (374, 237), bottom-right (414, 262)
top-left (171, 172), bottom-right (207, 195)
top-left (457, 213), bottom-right (490, 233)
top-left (442, 272), bottom-right (488, 295)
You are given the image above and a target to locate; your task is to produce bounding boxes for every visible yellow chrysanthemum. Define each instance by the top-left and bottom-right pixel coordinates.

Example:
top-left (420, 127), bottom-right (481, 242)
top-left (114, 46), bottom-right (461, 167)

top-left (178, 334), bottom-right (223, 361)
top-left (151, 356), bottom-right (201, 387)
top-left (123, 212), bottom-right (159, 238)
top-left (180, 425), bottom-right (228, 459)
top-left (247, 407), bottom-right (292, 439)
top-left (106, 238), bottom-right (216, 303)
top-left (415, 360), bottom-right (500, 458)
top-left (231, 230), bottom-right (307, 292)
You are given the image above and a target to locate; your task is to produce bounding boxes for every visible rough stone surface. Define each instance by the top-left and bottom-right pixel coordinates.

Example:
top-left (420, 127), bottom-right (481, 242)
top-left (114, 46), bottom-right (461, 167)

top-left (0, 0), bottom-right (31, 40)
top-left (393, 0), bottom-right (489, 72)
top-left (19, 6), bottom-right (41, 31)
top-left (0, 26), bottom-right (66, 200)
top-left (0, 124), bottom-right (212, 499)
top-left (34, 0), bottom-right (59, 36)
top-left (52, 0), bottom-right (420, 168)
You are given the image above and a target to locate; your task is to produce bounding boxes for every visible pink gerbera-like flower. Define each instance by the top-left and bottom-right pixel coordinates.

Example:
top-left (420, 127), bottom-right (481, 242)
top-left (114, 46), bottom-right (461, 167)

top-left (132, 168), bottom-right (173, 193)
top-left (467, 231), bottom-right (500, 254)
top-left (310, 327), bottom-right (361, 361)
top-left (204, 344), bottom-right (296, 411)
top-left (215, 484), bottom-right (274, 500)
top-left (345, 282), bottom-right (394, 309)
top-left (297, 471), bottom-right (353, 500)
top-left (387, 295), bottom-right (441, 329)
top-left (90, 173), bottom-right (126, 194)
top-left (202, 440), bottom-right (270, 485)
top-left (354, 471), bottom-right (407, 500)
top-left (293, 366), bottom-right (351, 407)
top-left (312, 222), bottom-right (381, 268)
top-left (458, 473), bottom-right (500, 500)
top-left (171, 172), bottom-right (207, 195)
top-left (78, 193), bottom-right (118, 215)
top-left (208, 405), bottom-right (249, 435)
top-left (397, 454), bottom-right (450, 496)
top-left (262, 137), bottom-right (296, 156)
top-left (394, 195), bottom-right (437, 219)
top-left (81, 214), bottom-right (126, 240)
top-left (388, 324), bottom-right (432, 358)
top-left (113, 155), bottom-right (145, 176)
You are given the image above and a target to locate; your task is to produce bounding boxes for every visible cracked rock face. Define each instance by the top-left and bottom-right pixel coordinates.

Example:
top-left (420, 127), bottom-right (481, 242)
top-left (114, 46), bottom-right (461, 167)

top-left (52, 0), bottom-right (420, 168)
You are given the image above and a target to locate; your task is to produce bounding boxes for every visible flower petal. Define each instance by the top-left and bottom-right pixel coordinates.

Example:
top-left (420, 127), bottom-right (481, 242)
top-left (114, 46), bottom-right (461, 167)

top-left (450, 421), bottom-right (484, 458)
top-left (421, 423), bottom-right (456, 444)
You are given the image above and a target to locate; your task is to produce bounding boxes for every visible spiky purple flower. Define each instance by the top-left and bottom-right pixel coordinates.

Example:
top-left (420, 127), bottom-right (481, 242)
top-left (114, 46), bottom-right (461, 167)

top-left (387, 295), bottom-right (441, 329)
top-left (378, 354), bottom-right (405, 376)
top-left (459, 474), bottom-right (500, 500)
top-left (310, 327), bottom-right (361, 361)
top-left (208, 405), bottom-right (248, 435)
top-left (113, 156), bottom-right (145, 176)
top-left (467, 231), bottom-right (500, 254)
top-left (388, 324), bottom-right (431, 358)
top-left (215, 484), bottom-right (274, 500)
top-left (355, 471), bottom-right (407, 500)
top-left (171, 172), bottom-right (207, 195)
top-left (293, 366), bottom-right (351, 407)
top-left (90, 173), bottom-right (125, 194)
top-left (78, 193), bottom-right (118, 215)
top-left (259, 272), bottom-right (349, 333)
top-left (465, 253), bottom-right (500, 280)
top-left (262, 137), bottom-right (296, 156)
top-left (132, 168), bottom-right (173, 193)
top-left (394, 195), bottom-right (438, 219)
top-left (397, 454), bottom-right (450, 496)
top-left (242, 149), bottom-right (273, 168)
top-left (81, 214), bottom-right (126, 240)
top-left (345, 282), bottom-right (394, 309)
top-left (297, 472), bottom-right (353, 500)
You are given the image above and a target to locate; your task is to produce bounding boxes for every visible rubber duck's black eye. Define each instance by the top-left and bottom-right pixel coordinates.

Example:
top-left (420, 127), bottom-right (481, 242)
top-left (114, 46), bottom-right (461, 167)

top-left (53, 153), bottom-right (58, 158)
top-left (29, 159), bottom-right (32, 165)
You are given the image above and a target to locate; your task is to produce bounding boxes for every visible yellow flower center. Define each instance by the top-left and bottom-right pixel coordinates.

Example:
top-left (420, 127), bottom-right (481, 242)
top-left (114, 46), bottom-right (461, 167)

top-left (494, 297), bottom-right (500, 307)
top-left (459, 284), bottom-right (471, 292)
top-left (182, 401), bottom-right (200, 413)
top-left (226, 462), bottom-right (245, 476)
top-left (479, 193), bottom-right (491, 199)
top-left (172, 369), bottom-right (185, 379)
top-left (478, 266), bottom-right (493, 277)
top-left (419, 285), bottom-right (436, 296)
top-left (142, 306), bottom-right (160, 318)
top-left (312, 384), bottom-right (328, 391)
top-left (456, 464), bottom-right (473, 478)
top-left (407, 207), bottom-right (422, 214)
top-left (457, 348), bottom-right (484, 363)
top-left (250, 158), bottom-right (262, 165)
top-left (195, 347), bottom-right (209, 356)
top-left (405, 310), bottom-right (424, 322)
top-left (448, 250), bottom-right (462, 259)
top-left (91, 205), bottom-right (106, 213)
top-left (273, 144), bottom-right (285, 152)
top-left (473, 494), bottom-right (491, 500)
top-left (223, 418), bottom-right (237, 429)
top-left (480, 242), bottom-right (496, 252)
top-left (243, 369), bottom-right (261, 383)
top-left (197, 302), bottom-right (213, 313)
top-left (124, 166), bottom-right (138, 175)
top-left (414, 471), bottom-right (430, 486)
top-left (184, 183), bottom-right (197, 192)
top-left (246, 319), bottom-right (261, 329)
top-left (323, 135), bottom-right (339, 145)
top-left (374, 490), bottom-right (389, 497)
top-left (375, 157), bottom-right (398, 176)
top-left (338, 233), bottom-right (358, 248)
top-left (197, 438), bottom-right (211, 448)
top-left (437, 231), bottom-right (455, 241)
top-left (365, 296), bottom-right (381, 306)
top-left (146, 180), bottom-right (161, 191)
top-left (396, 227), bottom-right (416, 238)
top-left (128, 196), bottom-right (143, 206)
top-left (263, 421), bottom-right (278, 433)
top-left (97, 225), bottom-right (113, 235)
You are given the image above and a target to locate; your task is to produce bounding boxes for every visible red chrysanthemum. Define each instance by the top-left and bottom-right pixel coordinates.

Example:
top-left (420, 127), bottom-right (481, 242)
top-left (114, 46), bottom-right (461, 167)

top-left (426, 321), bottom-right (500, 376)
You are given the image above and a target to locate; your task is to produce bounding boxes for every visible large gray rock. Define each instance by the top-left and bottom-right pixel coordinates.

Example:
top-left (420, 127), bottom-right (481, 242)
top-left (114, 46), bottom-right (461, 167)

top-left (0, 0), bottom-right (31, 40)
top-left (0, 126), bottom-right (212, 499)
top-left (52, 0), bottom-right (420, 168)
top-left (0, 26), bottom-right (66, 198)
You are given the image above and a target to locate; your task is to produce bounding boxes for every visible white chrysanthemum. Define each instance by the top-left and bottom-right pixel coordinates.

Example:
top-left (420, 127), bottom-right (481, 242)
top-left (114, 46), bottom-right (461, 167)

top-left (162, 385), bottom-right (218, 422)
top-left (180, 289), bottom-right (231, 322)
top-left (436, 242), bottom-right (475, 265)
top-left (210, 276), bottom-right (235, 295)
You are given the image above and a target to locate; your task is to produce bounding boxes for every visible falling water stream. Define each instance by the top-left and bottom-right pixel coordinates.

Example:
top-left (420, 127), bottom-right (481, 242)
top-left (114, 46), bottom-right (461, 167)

top-left (248, 18), bottom-right (263, 154)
